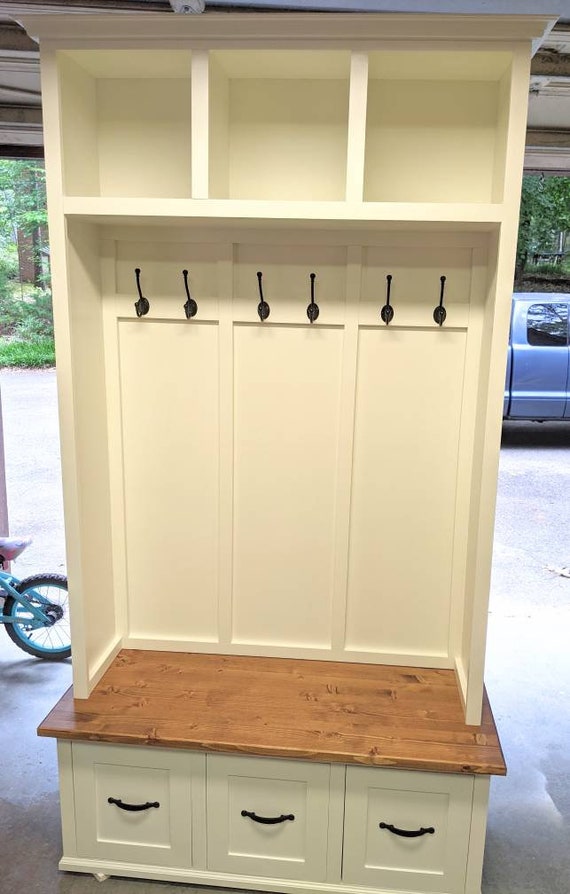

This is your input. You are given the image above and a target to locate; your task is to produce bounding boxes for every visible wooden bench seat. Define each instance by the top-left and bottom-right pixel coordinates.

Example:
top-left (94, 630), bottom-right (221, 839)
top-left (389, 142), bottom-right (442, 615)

top-left (38, 649), bottom-right (506, 776)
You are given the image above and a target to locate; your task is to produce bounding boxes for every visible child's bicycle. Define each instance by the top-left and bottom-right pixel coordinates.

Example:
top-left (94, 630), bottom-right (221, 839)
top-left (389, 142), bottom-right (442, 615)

top-left (0, 537), bottom-right (70, 660)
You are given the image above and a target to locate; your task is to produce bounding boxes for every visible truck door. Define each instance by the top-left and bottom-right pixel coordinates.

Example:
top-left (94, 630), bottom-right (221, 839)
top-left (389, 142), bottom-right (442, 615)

top-left (508, 298), bottom-right (570, 419)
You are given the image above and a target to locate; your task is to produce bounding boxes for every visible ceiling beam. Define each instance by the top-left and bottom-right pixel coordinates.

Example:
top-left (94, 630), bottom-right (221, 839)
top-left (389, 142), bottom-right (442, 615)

top-left (0, 103), bottom-right (41, 122)
top-left (0, 0), bottom-right (168, 13)
top-left (0, 22), bottom-right (36, 51)
top-left (527, 127), bottom-right (570, 148)
top-left (0, 143), bottom-right (43, 156)
top-left (525, 127), bottom-right (570, 174)
top-left (532, 50), bottom-right (570, 77)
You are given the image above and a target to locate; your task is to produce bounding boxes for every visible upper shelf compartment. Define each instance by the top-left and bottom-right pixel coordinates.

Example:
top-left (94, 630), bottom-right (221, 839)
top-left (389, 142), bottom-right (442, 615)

top-left (55, 43), bottom-right (514, 207)
top-left (207, 50), bottom-right (351, 202)
top-left (58, 50), bottom-right (193, 198)
top-left (362, 51), bottom-right (513, 204)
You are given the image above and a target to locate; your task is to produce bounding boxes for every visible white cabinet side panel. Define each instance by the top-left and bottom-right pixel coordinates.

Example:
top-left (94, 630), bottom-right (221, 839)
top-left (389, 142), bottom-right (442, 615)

top-left (119, 320), bottom-right (220, 642)
top-left (232, 324), bottom-right (343, 649)
top-left (345, 329), bottom-right (466, 658)
top-left (58, 53), bottom-right (100, 196)
top-left (67, 221), bottom-right (118, 676)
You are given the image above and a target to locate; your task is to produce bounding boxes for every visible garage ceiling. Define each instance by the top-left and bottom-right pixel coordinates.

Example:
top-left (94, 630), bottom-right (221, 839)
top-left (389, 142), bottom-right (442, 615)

top-left (0, 0), bottom-right (569, 174)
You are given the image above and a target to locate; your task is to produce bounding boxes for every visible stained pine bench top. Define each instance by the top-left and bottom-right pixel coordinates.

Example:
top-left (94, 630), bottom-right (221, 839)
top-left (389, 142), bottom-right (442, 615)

top-left (38, 649), bottom-right (506, 776)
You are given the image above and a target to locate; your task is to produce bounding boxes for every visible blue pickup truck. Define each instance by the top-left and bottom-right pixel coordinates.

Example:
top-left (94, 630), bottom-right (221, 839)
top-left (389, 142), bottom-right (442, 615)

top-left (505, 293), bottom-right (570, 420)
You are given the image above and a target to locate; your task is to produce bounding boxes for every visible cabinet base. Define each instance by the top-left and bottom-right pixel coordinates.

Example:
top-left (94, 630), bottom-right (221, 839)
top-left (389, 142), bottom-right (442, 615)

top-left (60, 858), bottom-right (482, 894)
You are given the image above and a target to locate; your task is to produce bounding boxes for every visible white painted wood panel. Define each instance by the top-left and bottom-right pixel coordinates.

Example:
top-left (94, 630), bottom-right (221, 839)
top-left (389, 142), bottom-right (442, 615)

top-left (359, 244), bottom-right (473, 329)
top-left (232, 241), bottom-right (347, 327)
top-left (59, 53), bottom-right (100, 196)
top-left (345, 328), bottom-right (466, 659)
top-left (232, 324), bottom-right (343, 649)
top-left (58, 51), bottom-right (193, 199)
top-left (62, 49), bottom-right (193, 80)
top-left (208, 53), bottom-right (230, 200)
top-left (209, 51), bottom-right (350, 201)
top-left (366, 51), bottom-right (511, 83)
top-left (115, 239), bottom-right (221, 318)
top-left (97, 78), bottom-right (192, 198)
top-left (73, 742), bottom-right (203, 867)
top-left (119, 320), bottom-right (220, 642)
top-left (364, 79), bottom-right (500, 203)
top-left (227, 80), bottom-right (348, 201)
top-left (343, 766), bottom-right (473, 893)
top-left (207, 755), bottom-right (331, 881)
top-left (66, 222), bottom-right (118, 684)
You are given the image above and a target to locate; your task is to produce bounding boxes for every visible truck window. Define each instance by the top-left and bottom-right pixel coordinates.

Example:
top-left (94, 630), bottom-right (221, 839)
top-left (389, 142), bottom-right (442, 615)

top-left (527, 303), bottom-right (569, 347)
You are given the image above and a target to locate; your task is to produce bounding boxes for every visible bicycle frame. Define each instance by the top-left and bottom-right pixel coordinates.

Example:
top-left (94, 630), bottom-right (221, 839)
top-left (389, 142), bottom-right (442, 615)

top-left (0, 569), bottom-right (54, 628)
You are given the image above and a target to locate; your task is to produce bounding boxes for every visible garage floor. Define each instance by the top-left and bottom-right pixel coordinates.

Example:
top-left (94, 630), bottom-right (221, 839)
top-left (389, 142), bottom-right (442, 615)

top-left (1, 370), bottom-right (569, 894)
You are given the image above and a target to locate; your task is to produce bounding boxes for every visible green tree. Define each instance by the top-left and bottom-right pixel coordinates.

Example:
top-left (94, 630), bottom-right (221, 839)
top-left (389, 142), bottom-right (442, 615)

top-left (516, 175), bottom-right (570, 282)
top-left (0, 159), bottom-right (48, 291)
top-left (0, 160), bottom-right (54, 356)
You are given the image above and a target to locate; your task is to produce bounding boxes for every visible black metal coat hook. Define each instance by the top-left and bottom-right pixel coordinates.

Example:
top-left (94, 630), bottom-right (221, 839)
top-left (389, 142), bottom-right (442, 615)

top-left (134, 268), bottom-right (150, 318)
top-left (381, 274), bottom-right (394, 325)
top-left (433, 275), bottom-right (447, 326)
top-left (257, 271), bottom-right (270, 321)
top-left (182, 269), bottom-right (198, 319)
top-left (306, 272), bottom-right (319, 323)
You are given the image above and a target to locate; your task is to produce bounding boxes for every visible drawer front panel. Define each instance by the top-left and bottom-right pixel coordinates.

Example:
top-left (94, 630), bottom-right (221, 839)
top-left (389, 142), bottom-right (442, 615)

top-left (343, 767), bottom-right (473, 893)
top-left (73, 742), bottom-right (203, 867)
top-left (207, 754), bottom-right (330, 881)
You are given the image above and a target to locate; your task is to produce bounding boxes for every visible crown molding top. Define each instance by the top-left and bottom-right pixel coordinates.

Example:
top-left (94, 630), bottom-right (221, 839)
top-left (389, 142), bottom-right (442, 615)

top-left (16, 11), bottom-right (557, 54)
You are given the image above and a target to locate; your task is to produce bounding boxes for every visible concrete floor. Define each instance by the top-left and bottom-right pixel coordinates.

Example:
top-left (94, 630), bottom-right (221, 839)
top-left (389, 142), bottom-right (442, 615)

top-left (0, 370), bottom-right (569, 894)
top-left (484, 421), bottom-right (570, 894)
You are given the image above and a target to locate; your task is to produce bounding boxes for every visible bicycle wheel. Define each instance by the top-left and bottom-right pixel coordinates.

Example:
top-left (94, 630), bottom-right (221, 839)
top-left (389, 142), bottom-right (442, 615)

top-left (3, 573), bottom-right (71, 660)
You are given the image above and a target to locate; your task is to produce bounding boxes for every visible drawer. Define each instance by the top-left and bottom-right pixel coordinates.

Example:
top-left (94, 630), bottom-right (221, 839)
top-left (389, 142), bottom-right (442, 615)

top-left (72, 742), bottom-right (204, 867)
top-left (343, 767), bottom-right (473, 893)
top-left (207, 754), bottom-right (331, 881)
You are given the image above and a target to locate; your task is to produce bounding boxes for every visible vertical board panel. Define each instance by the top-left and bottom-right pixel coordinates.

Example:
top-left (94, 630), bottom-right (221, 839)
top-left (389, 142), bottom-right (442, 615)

top-left (120, 321), bottom-right (219, 641)
top-left (232, 325), bottom-right (343, 648)
top-left (209, 54), bottom-right (230, 200)
top-left (345, 329), bottom-right (466, 658)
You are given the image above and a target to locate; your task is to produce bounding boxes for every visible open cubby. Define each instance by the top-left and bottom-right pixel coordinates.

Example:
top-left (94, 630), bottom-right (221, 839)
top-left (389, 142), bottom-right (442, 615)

top-left (59, 50), bottom-right (193, 198)
top-left (208, 51), bottom-right (351, 201)
top-left (363, 51), bottom-right (512, 204)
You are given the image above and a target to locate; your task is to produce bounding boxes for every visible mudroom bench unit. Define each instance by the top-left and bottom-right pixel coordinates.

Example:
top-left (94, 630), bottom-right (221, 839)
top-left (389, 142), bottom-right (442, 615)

top-left (24, 8), bottom-right (554, 894)
top-left (39, 649), bottom-right (505, 894)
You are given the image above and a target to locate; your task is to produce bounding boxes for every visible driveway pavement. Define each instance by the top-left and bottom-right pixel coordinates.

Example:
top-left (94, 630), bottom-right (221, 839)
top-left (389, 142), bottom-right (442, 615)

top-left (0, 368), bottom-right (66, 577)
top-left (484, 420), bottom-right (570, 893)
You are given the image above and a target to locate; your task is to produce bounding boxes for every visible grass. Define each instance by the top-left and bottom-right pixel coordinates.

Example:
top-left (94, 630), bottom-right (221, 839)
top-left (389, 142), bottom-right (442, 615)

top-left (0, 337), bottom-right (55, 368)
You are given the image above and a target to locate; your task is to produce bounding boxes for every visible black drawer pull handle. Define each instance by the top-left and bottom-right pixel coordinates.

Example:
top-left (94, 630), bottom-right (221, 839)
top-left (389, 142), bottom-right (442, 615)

top-left (108, 797), bottom-right (160, 812)
top-left (241, 809), bottom-right (295, 825)
top-left (379, 822), bottom-right (435, 838)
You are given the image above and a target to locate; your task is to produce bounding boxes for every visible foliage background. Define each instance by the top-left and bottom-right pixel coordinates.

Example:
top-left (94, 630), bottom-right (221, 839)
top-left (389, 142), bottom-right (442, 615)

top-left (0, 159), bottom-right (54, 366)
top-left (516, 175), bottom-right (570, 292)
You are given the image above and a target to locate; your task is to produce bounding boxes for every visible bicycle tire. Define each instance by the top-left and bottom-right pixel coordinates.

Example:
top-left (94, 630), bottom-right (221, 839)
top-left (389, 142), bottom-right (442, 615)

top-left (3, 573), bottom-right (71, 660)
